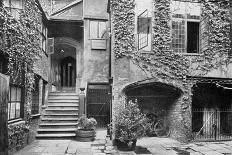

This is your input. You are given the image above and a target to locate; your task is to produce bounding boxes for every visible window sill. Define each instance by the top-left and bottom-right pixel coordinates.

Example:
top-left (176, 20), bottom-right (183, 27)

top-left (181, 53), bottom-right (203, 56)
top-left (139, 50), bottom-right (152, 54)
top-left (30, 114), bottom-right (41, 119)
top-left (89, 38), bottom-right (106, 40)
top-left (8, 118), bottom-right (24, 125)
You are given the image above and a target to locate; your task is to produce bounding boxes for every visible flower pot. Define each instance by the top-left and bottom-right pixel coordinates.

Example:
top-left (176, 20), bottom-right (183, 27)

top-left (115, 139), bottom-right (137, 151)
top-left (75, 129), bottom-right (96, 142)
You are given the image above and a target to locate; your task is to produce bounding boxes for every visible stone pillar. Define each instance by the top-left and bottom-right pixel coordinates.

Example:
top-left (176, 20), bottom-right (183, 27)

top-left (79, 87), bottom-right (86, 116)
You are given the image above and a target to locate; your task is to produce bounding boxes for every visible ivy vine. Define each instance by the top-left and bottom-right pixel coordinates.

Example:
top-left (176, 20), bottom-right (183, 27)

top-left (111, 0), bottom-right (231, 141)
top-left (0, 0), bottom-right (43, 115)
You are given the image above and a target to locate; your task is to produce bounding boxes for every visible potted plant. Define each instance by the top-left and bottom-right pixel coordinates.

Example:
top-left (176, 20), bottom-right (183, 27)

top-left (114, 100), bottom-right (149, 151)
top-left (76, 115), bottom-right (97, 141)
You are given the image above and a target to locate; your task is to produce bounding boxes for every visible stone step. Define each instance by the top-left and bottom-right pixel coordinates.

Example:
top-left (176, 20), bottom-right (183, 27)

top-left (47, 104), bottom-right (79, 107)
top-left (41, 118), bottom-right (78, 123)
top-left (49, 92), bottom-right (78, 96)
top-left (45, 109), bottom-right (78, 114)
top-left (37, 128), bottom-right (77, 133)
top-left (42, 118), bottom-right (78, 121)
top-left (39, 123), bottom-right (78, 128)
top-left (46, 106), bottom-right (79, 110)
top-left (48, 96), bottom-right (79, 100)
top-left (43, 114), bottom-right (79, 118)
top-left (48, 100), bottom-right (79, 103)
top-left (36, 133), bottom-right (76, 138)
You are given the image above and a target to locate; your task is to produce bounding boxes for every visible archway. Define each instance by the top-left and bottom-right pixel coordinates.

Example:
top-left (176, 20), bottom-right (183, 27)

top-left (123, 81), bottom-right (182, 137)
top-left (49, 37), bottom-right (82, 92)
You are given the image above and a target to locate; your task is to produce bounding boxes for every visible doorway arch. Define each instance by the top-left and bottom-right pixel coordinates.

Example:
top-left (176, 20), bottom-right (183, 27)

top-left (49, 37), bottom-right (82, 92)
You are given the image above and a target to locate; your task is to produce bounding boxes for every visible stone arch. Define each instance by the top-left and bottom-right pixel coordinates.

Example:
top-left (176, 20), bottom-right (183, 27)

top-left (50, 37), bottom-right (83, 92)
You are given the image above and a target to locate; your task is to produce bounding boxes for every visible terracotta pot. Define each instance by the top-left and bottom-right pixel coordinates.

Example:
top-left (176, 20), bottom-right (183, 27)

top-left (75, 129), bottom-right (96, 142)
top-left (115, 139), bottom-right (137, 151)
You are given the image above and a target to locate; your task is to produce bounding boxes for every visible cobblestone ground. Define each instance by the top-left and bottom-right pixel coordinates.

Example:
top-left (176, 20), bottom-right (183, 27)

top-left (14, 130), bottom-right (232, 155)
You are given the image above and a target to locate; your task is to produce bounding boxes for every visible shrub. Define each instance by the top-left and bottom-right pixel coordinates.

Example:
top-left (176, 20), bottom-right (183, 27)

top-left (78, 115), bottom-right (97, 130)
top-left (114, 100), bottom-right (149, 142)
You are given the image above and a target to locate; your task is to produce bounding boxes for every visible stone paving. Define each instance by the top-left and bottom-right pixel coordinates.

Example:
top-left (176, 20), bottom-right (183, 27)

top-left (14, 130), bottom-right (232, 155)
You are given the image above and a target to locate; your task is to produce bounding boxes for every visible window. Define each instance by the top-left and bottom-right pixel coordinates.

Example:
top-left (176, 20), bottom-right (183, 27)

top-left (89, 21), bottom-right (106, 39)
top-left (172, 19), bottom-right (185, 53)
top-left (31, 77), bottom-right (40, 115)
top-left (137, 9), bottom-right (151, 50)
top-left (171, 1), bottom-right (200, 53)
top-left (8, 86), bottom-right (22, 120)
top-left (41, 23), bottom-right (47, 52)
top-left (187, 22), bottom-right (199, 53)
top-left (3, 0), bottom-right (23, 18)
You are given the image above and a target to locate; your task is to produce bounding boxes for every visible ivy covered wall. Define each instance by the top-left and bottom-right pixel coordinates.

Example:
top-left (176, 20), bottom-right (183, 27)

top-left (0, 0), bottom-right (48, 152)
top-left (111, 0), bottom-right (231, 142)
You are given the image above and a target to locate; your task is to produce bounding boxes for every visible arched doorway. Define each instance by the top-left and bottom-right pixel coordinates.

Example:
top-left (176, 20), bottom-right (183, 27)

top-left (123, 81), bottom-right (182, 137)
top-left (61, 56), bottom-right (76, 88)
top-left (49, 37), bottom-right (82, 92)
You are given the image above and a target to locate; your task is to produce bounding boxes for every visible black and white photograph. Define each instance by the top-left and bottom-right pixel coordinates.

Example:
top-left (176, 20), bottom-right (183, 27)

top-left (0, 0), bottom-right (231, 154)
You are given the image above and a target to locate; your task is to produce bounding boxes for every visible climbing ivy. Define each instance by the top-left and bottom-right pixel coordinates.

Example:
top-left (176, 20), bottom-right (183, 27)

top-left (192, 0), bottom-right (231, 75)
top-left (0, 0), bottom-right (42, 87)
top-left (0, 0), bottom-right (43, 115)
top-left (111, 0), bottom-right (136, 58)
top-left (111, 0), bottom-right (231, 141)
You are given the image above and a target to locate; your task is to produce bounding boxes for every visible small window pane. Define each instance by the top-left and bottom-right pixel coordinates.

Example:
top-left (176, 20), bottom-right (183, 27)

top-left (11, 87), bottom-right (17, 101)
top-left (99, 22), bottom-right (106, 38)
top-left (90, 21), bottom-right (98, 38)
top-left (16, 88), bottom-right (21, 101)
top-left (16, 102), bottom-right (20, 118)
top-left (3, 0), bottom-right (10, 7)
top-left (11, 0), bottom-right (23, 9)
top-left (8, 104), bottom-right (10, 120)
top-left (10, 102), bottom-right (16, 119)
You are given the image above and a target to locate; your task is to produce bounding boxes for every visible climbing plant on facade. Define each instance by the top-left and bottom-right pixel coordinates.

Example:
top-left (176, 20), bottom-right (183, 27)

top-left (0, 0), bottom-right (42, 91)
top-left (111, 0), bottom-right (231, 141)
top-left (0, 0), bottom-right (43, 117)
top-left (111, 0), bottom-right (136, 58)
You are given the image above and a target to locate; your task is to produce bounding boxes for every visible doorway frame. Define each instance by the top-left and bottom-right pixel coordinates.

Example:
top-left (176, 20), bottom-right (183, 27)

top-left (48, 37), bottom-right (82, 92)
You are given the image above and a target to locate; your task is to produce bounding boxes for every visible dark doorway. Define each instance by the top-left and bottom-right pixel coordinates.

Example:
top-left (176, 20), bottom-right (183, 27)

top-left (61, 56), bottom-right (76, 88)
top-left (192, 83), bottom-right (232, 141)
top-left (187, 22), bottom-right (199, 53)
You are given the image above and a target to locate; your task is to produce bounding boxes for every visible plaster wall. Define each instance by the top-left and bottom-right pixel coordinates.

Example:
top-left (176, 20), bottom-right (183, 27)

top-left (81, 19), bottom-right (109, 88)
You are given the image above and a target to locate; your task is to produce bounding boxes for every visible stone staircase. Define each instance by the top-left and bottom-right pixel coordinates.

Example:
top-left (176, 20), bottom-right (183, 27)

top-left (36, 92), bottom-right (79, 138)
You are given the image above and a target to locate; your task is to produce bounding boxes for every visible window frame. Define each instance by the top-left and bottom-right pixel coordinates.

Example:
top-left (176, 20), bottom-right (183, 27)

top-left (31, 76), bottom-right (40, 115)
top-left (89, 20), bottom-right (107, 39)
top-left (171, 15), bottom-right (200, 54)
top-left (8, 84), bottom-right (23, 121)
top-left (137, 9), bottom-right (151, 50)
top-left (41, 22), bottom-right (47, 53)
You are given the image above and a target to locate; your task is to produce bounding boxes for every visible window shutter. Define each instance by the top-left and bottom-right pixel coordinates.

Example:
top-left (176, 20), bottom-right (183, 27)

top-left (47, 38), bottom-right (54, 54)
top-left (199, 14), bottom-right (209, 53)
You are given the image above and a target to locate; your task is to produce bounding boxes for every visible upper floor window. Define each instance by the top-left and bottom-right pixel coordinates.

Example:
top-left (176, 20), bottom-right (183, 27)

top-left (89, 21), bottom-right (106, 39)
top-left (171, 1), bottom-right (200, 54)
top-left (137, 9), bottom-right (151, 50)
top-left (3, 0), bottom-right (23, 18)
top-left (41, 23), bottom-right (47, 52)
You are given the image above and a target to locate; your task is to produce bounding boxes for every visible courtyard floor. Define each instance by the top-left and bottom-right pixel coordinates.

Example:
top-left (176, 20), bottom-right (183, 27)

top-left (14, 129), bottom-right (232, 155)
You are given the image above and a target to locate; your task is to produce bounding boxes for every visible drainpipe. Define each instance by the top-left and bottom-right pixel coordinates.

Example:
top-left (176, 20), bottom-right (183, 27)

top-left (108, 6), bottom-right (113, 140)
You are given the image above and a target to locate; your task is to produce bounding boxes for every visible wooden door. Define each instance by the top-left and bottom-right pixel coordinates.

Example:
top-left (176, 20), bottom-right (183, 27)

top-left (0, 73), bottom-right (9, 155)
